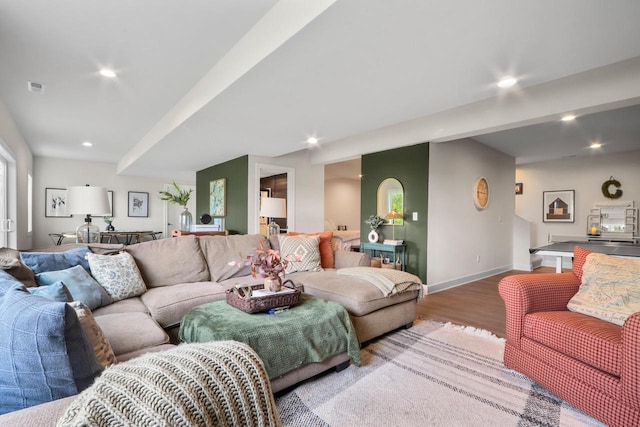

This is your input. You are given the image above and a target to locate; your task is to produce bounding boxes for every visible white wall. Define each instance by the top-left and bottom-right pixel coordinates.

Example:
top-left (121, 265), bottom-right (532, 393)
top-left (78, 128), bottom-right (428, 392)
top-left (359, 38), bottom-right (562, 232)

top-left (516, 149), bottom-right (640, 267)
top-left (428, 138), bottom-right (515, 291)
top-left (33, 156), bottom-right (194, 249)
top-left (0, 99), bottom-right (33, 250)
top-left (248, 150), bottom-right (324, 234)
top-left (324, 178), bottom-right (360, 231)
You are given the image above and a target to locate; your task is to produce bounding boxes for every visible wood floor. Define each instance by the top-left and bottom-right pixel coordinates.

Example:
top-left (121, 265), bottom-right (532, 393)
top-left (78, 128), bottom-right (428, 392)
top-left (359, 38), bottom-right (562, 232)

top-left (417, 267), bottom-right (557, 338)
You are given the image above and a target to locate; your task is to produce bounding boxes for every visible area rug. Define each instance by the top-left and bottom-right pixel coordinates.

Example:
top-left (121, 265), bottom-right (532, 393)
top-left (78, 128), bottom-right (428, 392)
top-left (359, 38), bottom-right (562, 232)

top-left (275, 320), bottom-right (604, 426)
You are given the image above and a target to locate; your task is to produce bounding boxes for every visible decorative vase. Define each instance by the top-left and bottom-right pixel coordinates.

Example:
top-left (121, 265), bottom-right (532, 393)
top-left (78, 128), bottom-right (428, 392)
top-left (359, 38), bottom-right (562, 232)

top-left (368, 229), bottom-right (379, 243)
top-left (179, 207), bottom-right (192, 232)
top-left (105, 223), bottom-right (115, 231)
top-left (264, 275), bottom-right (282, 292)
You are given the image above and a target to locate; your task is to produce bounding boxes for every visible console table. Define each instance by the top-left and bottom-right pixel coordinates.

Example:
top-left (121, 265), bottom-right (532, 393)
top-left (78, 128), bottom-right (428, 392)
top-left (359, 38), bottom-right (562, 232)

top-left (49, 231), bottom-right (162, 246)
top-left (360, 242), bottom-right (407, 271)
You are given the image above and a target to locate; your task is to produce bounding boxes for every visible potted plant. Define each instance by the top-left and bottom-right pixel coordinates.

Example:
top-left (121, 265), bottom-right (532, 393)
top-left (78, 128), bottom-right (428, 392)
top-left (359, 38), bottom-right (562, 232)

top-left (103, 216), bottom-right (115, 231)
top-left (365, 214), bottom-right (385, 243)
top-left (231, 243), bottom-right (298, 292)
top-left (159, 182), bottom-right (193, 231)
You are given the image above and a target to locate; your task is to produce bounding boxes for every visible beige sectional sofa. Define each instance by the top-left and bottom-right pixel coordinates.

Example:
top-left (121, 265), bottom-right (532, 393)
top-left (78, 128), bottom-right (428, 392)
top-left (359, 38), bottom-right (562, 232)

top-left (0, 233), bottom-right (421, 424)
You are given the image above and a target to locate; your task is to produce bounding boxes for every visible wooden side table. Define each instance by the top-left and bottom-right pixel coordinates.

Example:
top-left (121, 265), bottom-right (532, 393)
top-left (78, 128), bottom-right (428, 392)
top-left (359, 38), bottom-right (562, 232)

top-left (360, 242), bottom-right (407, 271)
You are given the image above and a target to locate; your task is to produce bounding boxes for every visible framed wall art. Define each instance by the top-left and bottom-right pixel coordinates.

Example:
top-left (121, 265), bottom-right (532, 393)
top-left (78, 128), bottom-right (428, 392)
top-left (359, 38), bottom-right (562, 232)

top-left (515, 183), bottom-right (523, 195)
top-left (543, 190), bottom-right (575, 223)
top-left (128, 191), bottom-right (149, 217)
top-left (210, 178), bottom-right (226, 217)
top-left (45, 187), bottom-right (72, 217)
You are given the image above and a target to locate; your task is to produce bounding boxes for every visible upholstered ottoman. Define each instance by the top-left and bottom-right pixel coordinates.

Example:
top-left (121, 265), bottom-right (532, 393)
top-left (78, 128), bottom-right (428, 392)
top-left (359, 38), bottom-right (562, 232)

top-left (179, 294), bottom-right (360, 392)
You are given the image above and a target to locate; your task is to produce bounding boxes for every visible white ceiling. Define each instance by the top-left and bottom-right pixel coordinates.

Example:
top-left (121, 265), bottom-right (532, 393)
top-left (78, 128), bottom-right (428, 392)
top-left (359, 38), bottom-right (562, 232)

top-left (1, 0), bottom-right (640, 181)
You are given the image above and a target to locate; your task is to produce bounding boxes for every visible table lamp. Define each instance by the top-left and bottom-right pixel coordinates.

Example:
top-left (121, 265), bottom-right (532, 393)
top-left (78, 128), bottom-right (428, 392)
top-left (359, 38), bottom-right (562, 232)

top-left (384, 209), bottom-right (403, 241)
top-left (260, 197), bottom-right (286, 238)
top-left (67, 185), bottom-right (110, 243)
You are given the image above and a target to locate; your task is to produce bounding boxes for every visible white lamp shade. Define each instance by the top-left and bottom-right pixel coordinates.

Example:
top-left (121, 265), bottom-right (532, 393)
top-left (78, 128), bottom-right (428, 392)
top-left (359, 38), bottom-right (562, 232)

top-left (260, 197), bottom-right (286, 218)
top-left (67, 186), bottom-right (110, 215)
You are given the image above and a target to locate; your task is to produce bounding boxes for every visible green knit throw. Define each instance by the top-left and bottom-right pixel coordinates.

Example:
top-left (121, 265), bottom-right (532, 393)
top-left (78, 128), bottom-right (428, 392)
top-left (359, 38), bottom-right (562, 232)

top-left (57, 341), bottom-right (282, 427)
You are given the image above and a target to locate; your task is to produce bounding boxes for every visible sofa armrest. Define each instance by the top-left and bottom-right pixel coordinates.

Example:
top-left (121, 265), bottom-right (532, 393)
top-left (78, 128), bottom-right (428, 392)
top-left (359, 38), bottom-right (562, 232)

top-left (622, 311), bottom-right (640, 409)
top-left (334, 250), bottom-right (370, 269)
top-left (498, 272), bottom-right (581, 347)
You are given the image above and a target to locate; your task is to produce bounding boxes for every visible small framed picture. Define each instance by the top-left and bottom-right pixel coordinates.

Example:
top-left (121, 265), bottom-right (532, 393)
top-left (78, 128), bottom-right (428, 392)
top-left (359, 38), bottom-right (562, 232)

top-left (93, 191), bottom-right (114, 217)
top-left (45, 187), bottom-right (72, 217)
top-left (128, 191), bottom-right (149, 217)
top-left (515, 183), bottom-right (523, 195)
top-left (210, 178), bottom-right (226, 217)
top-left (543, 190), bottom-right (575, 223)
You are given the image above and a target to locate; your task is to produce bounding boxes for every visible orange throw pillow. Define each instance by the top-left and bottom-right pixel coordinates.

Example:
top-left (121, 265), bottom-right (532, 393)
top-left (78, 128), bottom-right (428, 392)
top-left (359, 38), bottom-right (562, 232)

top-left (573, 246), bottom-right (593, 282)
top-left (288, 231), bottom-right (334, 268)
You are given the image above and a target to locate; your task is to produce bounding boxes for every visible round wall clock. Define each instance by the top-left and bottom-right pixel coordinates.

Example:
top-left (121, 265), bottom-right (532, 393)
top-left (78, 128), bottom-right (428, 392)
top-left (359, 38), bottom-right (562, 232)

top-left (473, 177), bottom-right (489, 210)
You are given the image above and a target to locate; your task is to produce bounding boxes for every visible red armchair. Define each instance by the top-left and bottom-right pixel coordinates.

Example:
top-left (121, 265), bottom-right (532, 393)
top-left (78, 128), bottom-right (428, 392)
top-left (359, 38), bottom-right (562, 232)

top-left (499, 272), bottom-right (640, 427)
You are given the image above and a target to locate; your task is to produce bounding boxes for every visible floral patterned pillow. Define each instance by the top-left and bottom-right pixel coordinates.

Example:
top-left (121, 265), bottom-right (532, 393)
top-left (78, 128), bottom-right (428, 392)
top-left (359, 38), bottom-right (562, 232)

top-left (87, 252), bottom-right (146, 302)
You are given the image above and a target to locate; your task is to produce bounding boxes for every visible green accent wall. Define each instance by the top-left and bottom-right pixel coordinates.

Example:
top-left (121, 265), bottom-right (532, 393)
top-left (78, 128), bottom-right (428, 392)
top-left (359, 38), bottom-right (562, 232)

top-left (361, 143), bottom-right (429, 282)
top-left (196, 155), bottom-right (248, 234)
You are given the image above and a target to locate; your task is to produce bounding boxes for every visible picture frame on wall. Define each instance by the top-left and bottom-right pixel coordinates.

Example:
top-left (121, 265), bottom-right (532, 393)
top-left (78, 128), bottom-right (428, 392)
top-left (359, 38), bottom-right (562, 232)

top-left (515, 182), bottom-right (523, 195)
top-left (128, 191), bottom-right (149, 217)
top-left (543, 190), bottom-right (575, 223)
top-left (210, 178), bottom-right (226, 217)
top-left (45, 187), bottom-right (72, 217)
top-left (92, 191), bottom-right (114, 217)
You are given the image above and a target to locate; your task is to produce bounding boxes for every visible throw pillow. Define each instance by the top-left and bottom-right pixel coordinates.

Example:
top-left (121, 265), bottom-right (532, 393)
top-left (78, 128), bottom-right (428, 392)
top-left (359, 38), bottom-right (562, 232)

top-left (0, 248), bottom-right (37, 287)
top-left (279, 234), bottom-right (323, 274)
top-left (567, 253), bottom-right (640, 326)
top-left (20, 246), bottom-right (90, 275)
top-left (36, 265), bottom-right (112, 310)
top-left (0, 281), bottom-right (103, 415)
top-left (68, 301), bottom-right (117, 368)
top-left (572, 246), bottom-right (593, 282)
top-left (27, 281), bottom-right (72, 302)
top-left (288, 231), bottom-right (334, 268)
top-left (200, 234), bottom-right (269, 282)
top-left (87, 252), bottom-right (147, 302)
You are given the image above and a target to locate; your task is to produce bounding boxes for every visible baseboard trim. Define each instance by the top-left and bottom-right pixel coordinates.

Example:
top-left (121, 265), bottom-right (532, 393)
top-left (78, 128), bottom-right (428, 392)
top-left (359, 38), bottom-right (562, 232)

top-left (427, 264), bottom-right (512, 294)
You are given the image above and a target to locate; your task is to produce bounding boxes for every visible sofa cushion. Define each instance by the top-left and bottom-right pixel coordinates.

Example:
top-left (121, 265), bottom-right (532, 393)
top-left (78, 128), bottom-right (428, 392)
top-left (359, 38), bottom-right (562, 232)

top-left (20, 246), bottom-right (90, 275)
top-left (567, 252), bottom-right (640, 325)
top-left (94, 312), bottom-right (169, 357)
top-left (523, 311), bottom-right (621, 376)
top-left (0, 247), bottom-right (37, 287)
top-left (68, 301), bottom-right (117, 368)
top-left (92, 296), bottom-right (149, 316)
top-left (572, 246), bottom-right (592, 282)
top-left (279, 235), bottom-right (323, 274)
top-left (87, 252), bottom-right (146, 302)
top-left (27, 281), bottom-right (72, 302)
top-left (287, 231), bottom-right (334, 268)
top-left (36, 265), bottom-right (112, 310)
top-left (140, 281), bottom-right (232, 328)
top-left (0, 276), bottom-right (102, 415)
top-left (199, 234), bottom-right (268, 282)
top-left (291, 270), bottom-right (419, 316)
top-left (125, 235), bottom-right (210, 288)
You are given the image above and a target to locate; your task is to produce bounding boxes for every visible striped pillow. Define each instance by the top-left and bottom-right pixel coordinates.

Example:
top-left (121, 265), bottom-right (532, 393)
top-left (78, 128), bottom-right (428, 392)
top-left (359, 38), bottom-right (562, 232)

top-left (279, 235), bottom-right (323, 274)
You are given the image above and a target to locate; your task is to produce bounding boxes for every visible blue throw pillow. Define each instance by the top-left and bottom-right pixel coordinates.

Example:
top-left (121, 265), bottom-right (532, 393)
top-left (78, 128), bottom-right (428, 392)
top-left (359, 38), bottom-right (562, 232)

top-left (0, 280), bottom-right (103, 415)
top-left (27, 281), bottom-right (72, 302)
top-left (20, 246), bottom-right (90, 275)
top-left (36, 265), bottom-right (111, 310)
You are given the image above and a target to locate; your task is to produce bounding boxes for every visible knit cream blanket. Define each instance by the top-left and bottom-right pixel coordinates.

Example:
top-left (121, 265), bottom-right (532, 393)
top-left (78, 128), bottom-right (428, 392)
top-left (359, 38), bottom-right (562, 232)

top-left (57, 341), bottom-right (282, 427)
top-left (338, 267), bottom-right (424, 298)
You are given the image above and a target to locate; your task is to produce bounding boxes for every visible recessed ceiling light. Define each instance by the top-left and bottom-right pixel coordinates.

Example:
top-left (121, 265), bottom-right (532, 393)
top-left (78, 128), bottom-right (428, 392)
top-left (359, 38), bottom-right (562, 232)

top-left (497, 76), bottom-right (518, 88)
top-left (99, 68), bottom-right (117, 78)
top-left (307, 137), bottom-right (319, 144)
top-left (561, 114), bottom-right (576, 122)
top-left (590, 142), bottom-right (602, 149)
top-left (82, 141), bottom-right (93, 147)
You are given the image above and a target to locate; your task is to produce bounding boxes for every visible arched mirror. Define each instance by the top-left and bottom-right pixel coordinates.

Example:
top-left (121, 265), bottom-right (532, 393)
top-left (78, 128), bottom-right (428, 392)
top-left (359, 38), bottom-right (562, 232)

top-left (377, 178), bottom-right (404, 225)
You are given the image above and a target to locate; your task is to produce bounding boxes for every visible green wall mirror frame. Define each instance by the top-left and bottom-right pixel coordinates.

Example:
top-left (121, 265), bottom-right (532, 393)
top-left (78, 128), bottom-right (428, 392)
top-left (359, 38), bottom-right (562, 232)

top-left (377, 178), bottom-right (404, 225)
